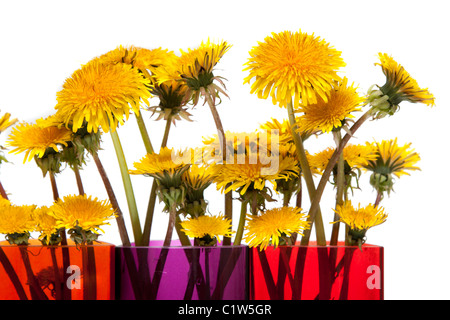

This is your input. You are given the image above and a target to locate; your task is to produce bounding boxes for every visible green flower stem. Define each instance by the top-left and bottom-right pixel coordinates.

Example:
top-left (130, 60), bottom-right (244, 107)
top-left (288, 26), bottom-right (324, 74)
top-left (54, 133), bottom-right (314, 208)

top-left (223, 190), bottom-right (233, 245)
top-left (110, 129), bottom-right (143, 246)
top-left (142, 114), bottom-right (172, 246)
top-left (282, 190), bottom-right (292, 207)
top-left (289, 178), bottom-right (303, 245)
top-left (286, 100), bottom-right (326, 246)
top-left (302, 107), bottom-right (375, 245)
top-left (0, 180), bottom-right (8, 200)
top-left (72, 165), bottom-right (85, 196)
top-left (142, 181), bottom-right (157, 246)
top-left (49, 172), bottom-right (59, 202)
top-left (163, 207), bottom-right (176, 247)
top-left (374, 191), bottom-right (383, 207)
top-left (175, 214), bottom-right (192, 246)
top-left (330, 131), bottom-right (346, 246)
top-left (234, 201), bottom-right (247, 246)
top-left (135, 113), bottom-right (154, 154)
top-left (92, 152), bottom-right (131, 246)
top-left (161, 114), bottom-right (172, 149)
top-left (206, 95), bottom-right (233, 245)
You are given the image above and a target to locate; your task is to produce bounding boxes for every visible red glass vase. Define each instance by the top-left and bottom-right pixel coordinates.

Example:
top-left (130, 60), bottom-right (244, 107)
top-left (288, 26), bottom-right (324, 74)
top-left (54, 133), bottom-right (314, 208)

top-left (0, 240), bottom-right (115, 300)
top-left (116, 241), bottom-right (248, 300)
top-left (249, 241), bottom-right (383, 300)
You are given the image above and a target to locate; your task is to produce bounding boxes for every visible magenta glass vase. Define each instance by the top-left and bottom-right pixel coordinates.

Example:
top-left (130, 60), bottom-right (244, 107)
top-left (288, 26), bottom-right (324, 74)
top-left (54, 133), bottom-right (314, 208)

top-left (249, 241), bottom-right (383, 300)
top-left (116, 241), bottom-right (248, 300)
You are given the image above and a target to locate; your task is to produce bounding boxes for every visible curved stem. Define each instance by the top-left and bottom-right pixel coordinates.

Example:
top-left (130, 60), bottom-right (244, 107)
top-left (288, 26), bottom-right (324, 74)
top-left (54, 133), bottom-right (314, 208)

top-left (223, 190), bottom-right (233, 245)
top-left (49, 172), bottom-right (59, 202)
top-left (161, 115), bottom-right (172, 149)
top-left (110, 130), bottom-right (143, 246)
top-left (19, 246), bottom-right (48, 300)
top-left (135, 113), bottom-right (154, 154)
top-left (287, 100), bottom-right (326, 246)
top-left (72, 165), bottom-right (85, 196)
top-left (374, 191), bottom-right (383, 207)
top-left (289, 177), bottom-right (303, 244)
top-left (175, 214), bottom-right (191, 246)
top-left (233, 201), bottom-right (247, 246)
top-left (163, 207), bottom-right (176, 247)
top-left (142, 115), bottom-right (172, 246)
top-left (330, 131), bottom-right (346, 246)
top-left (92, 152), bottom-right (130, 246)
top-left (142, 180), bottom-right (157, 246)
top-left (302, 107), bottom-right (375, 245)
top-left (206, 95), bottom-right (233, 245)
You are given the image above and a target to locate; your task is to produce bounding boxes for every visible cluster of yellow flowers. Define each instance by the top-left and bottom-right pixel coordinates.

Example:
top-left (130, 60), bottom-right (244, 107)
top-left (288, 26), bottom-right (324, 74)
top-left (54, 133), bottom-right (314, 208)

top-left (0, 29), bottom-right (433, 250)
top-left (0, 195), bottom-right (115, 245)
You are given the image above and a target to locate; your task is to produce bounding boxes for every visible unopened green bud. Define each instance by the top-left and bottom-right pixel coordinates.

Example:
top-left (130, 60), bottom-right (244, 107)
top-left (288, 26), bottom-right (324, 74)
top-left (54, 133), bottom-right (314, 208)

top-left (34, 152), bottom-right (62, 177)
top-left (370, 172), bottom-right (394, 194)
top-left (182, 199), bottom-right (208, 218)
top-left (159, 186), bottom-right (186, 212)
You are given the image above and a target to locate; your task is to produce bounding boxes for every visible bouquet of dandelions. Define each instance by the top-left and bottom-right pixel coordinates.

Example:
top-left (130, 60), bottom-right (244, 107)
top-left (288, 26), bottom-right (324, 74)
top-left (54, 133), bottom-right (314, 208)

top-left (238, 30), bottom-right (433, 252)
top-left (1, 109), bottom-right (118, 300)
top-left (1, 30), bottom-right (434, 257)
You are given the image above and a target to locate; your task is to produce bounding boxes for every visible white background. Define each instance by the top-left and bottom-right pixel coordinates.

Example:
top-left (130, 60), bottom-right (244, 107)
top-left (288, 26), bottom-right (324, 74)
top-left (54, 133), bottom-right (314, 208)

top-left (0, 0), bottom-right (449, 300)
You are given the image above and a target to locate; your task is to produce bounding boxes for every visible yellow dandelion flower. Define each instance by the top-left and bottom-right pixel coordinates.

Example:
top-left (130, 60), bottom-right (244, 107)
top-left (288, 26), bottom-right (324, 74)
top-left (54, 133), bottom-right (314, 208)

top-left (179, 39), bottom-right (231, 80)
top-left (148, 53), bottom-right (193, 123)
top-left (98, 45), bottom-right (173, 77)
top-left (35, 112), bottom-right (66, 129)
top-left (130, 147), bottom-right (188, 175)
top-left (297, 77), bottom-right (365, 133)
top-left (376, 53), bottom-right (435, 107)
top-left (6, 122), bottom-right (73, 163)
top-left (180, 164), bottom-right (215, 217)
top-left (130, 147), bottom-right (191, 188)
top-left (50, 194), bottom-right (115, 235)
top-left (0, 198), bottom-right (10, 206)
top-left (363, 139), bottom-right (420, 194)
top-left (180, 214), bottom-right (233, 245)
top-left (55, 59), bottom-right (151, 133)
top-left (0, 203), bottom-right (36, 238)
top-left (32, 206), bottom-right (60, 243)
top-left (245, 206), bottom-right (310, 250)
top-left (333, 201), bottom-right (387, 241)
top-left (244, 30), bottom-right (345, 108)
top-left (259, 117), bottom-right (315, 146)
top-left (260, 118), bottom-right (294, 145)
top-left (364, 139), bottom-right (420, 177)
top-left (310, 144), bottom-right (378, 174)
top-left (211, 155), bottom-right (299, 196)
top-left (182, 164), bottom-right (215, 193)
top-left (0, 112), bottom-right (18, 134)
top-left (176, 39), bottom-right (231, 106)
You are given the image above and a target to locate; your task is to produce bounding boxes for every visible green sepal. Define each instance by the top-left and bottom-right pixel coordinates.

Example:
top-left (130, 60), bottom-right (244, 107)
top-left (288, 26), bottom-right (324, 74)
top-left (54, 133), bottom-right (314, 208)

top-left (6, 232), bottom-right (31, 245)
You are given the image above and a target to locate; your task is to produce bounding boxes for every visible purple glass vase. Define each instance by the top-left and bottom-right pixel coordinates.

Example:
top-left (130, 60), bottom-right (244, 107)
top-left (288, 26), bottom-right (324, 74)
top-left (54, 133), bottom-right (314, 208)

top-left (116, 241), bottom-right (248, 300)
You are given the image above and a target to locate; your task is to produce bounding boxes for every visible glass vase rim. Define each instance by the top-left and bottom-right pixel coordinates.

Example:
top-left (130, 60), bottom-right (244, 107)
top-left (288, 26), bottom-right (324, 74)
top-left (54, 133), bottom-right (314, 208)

top-left (0, 239), bottom-right (114, 247)
top-left (116, 240), bottom-right (248, 249)
top-left (250, 241), bottom-right (383, 249)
